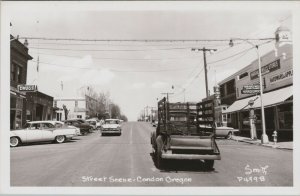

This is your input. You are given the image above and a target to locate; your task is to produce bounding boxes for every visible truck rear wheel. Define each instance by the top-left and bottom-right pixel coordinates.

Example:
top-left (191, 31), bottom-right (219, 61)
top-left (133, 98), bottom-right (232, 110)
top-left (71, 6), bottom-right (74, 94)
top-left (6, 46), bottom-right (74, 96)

top-left (204, 160), bottom-right (214, 170)
top-left (155, 135), bottom-right (165, 169)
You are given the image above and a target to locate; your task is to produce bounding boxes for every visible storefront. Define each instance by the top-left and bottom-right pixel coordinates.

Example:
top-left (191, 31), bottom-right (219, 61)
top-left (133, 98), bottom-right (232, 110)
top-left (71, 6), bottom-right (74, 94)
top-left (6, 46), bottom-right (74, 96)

top-left (10, 87), bottom-right (27, 129)
top-left (26, 91), bottom-right (54, 122)
top-left (220, 27), bottom-right (293, 141)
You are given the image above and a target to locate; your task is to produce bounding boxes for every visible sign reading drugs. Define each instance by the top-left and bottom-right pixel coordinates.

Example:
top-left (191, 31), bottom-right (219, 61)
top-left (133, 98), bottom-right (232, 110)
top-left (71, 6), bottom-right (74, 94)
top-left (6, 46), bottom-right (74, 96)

top-left (18, 85), bottom-right (37, 92)
top-left (241, 85), bottom-right (260, 94)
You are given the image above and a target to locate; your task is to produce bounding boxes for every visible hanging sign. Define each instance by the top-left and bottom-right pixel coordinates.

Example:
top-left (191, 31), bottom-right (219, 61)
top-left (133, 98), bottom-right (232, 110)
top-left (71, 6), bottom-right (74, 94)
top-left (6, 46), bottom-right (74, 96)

top-left (18, 85), bottom-right (37, 92)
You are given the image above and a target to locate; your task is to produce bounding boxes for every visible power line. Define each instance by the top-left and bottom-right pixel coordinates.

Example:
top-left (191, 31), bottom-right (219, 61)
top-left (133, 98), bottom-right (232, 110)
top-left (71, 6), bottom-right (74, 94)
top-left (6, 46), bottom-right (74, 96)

top-left (28, 41), bottom-right (241, 48)
top-left (31, 60), bottom-right (195, 73)
top-left (30, 51), bottom-right (202, 61)
top-left (28, 46), bottom-right (196, 52)
top-left (20, 36), bottom-right (275, 42)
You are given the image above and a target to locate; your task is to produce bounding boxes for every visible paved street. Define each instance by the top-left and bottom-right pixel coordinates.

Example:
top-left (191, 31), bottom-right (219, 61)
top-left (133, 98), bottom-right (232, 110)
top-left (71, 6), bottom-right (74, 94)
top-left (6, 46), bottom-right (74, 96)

top-left (11, 122), bottom-right (293, 187)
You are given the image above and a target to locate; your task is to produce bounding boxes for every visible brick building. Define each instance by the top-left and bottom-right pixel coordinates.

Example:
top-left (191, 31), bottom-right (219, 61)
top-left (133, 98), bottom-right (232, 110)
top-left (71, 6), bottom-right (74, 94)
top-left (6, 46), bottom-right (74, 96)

top-left (10, 35), bottom-right (33, 129)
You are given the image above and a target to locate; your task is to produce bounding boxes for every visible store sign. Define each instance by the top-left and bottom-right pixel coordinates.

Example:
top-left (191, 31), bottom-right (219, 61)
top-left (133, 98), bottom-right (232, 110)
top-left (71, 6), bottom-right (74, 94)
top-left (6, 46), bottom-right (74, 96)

top-left (241, 85), bottom-right (260, 94)
top-left (250, 59), bottom-right (281, 80)
top-left (18, 85), bottom-right (37, 92)
top-left (270, 69), bottom-right (293, 84)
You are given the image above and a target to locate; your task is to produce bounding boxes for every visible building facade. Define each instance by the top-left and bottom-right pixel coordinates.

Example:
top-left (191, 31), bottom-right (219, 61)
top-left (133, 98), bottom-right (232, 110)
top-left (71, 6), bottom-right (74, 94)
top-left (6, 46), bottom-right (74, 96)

top-left (26, 91), bottom-right (54, 122)
top-left (218, 27), bottom-right (293, 140)
top-left (10, 35), bottom-right (33, 129)
top-left (54, 95), bottom-right (100, 121)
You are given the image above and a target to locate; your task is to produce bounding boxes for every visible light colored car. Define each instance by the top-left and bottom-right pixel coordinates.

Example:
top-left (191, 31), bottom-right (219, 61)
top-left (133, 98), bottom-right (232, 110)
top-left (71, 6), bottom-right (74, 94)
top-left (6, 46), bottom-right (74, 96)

top-left (152, 120), bottom-right (158, 127)
top-left (86, 119), bottom-right (97, 130)
top-left (199, 122), bottom-right (239, 139)
top-left (215, 123), bottom-right (239, 139)
top-left (10, 121), bottom-right (78, 147)
top-left (55, 121), bottom-right (80, 136)
top-left (101, 119), bottom-right (122, 136)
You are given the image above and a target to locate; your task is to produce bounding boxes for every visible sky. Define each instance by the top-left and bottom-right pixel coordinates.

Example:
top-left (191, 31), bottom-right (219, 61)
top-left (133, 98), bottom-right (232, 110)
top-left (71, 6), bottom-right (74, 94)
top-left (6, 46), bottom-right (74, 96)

top-left (6, 1), bottom-right (293, 121)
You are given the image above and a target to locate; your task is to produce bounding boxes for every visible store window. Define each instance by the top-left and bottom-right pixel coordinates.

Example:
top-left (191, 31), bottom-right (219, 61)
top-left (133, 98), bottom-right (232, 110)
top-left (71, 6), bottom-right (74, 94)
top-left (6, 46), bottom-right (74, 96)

top-left (226, 79), bottom-right (235, 95)
top-left (17, 66), bottom-right (22, 83)
top-left (240, 111), bottom-right (250, 129)
top-left (277, 103), bottom-right (293, 129)
top-left (239, 72), bottom-right (248, 80)
top-left (11, 63), bottom-right (16, 81)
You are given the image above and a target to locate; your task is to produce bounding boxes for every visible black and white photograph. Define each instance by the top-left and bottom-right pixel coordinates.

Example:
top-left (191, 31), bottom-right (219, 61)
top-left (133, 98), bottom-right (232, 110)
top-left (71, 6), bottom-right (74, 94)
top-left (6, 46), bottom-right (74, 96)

top-left (0, 1), bottom-right (299, 195)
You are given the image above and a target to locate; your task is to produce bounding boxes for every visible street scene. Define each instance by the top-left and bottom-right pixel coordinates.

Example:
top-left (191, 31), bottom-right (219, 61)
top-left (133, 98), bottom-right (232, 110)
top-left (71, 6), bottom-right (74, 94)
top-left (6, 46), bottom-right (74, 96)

top-left (3, 1), bottom-right (296, 191)
top-left (11, 122), bottom-right (292, 187)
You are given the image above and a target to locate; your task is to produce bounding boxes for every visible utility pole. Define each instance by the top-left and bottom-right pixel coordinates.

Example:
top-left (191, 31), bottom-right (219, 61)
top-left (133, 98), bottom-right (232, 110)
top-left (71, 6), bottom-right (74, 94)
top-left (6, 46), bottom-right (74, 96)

top-left (161, 92), bottom-right (174, 102)
top-left (191, 47), bottom-right (217, 98)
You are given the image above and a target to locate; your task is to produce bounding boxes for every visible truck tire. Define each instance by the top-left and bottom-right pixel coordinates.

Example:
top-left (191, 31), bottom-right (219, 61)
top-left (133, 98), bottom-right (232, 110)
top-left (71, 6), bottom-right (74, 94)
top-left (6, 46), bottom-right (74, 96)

top-left (155, 135), bottom-right (165, 169)
top-left (204, 160), bottom-right (214, 170)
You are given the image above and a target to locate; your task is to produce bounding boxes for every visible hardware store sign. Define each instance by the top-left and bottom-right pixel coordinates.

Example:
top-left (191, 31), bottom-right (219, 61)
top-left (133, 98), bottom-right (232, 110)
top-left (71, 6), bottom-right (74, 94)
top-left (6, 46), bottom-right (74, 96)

top-left (250, 59), bottom-right (280, 80)
top-left (270, 69), bottom-right (293, 84)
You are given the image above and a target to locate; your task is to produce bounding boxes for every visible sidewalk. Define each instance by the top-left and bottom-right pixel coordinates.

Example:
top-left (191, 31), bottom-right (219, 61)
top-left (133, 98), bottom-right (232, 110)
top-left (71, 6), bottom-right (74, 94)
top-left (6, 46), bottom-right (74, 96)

top-left (231, 136), bottom-right (293, 150)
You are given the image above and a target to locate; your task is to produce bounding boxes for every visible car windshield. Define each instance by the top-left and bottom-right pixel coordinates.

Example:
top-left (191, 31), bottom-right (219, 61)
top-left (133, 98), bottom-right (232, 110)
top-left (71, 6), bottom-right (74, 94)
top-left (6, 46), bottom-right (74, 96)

top-left (88, 121), bottom-right (96, 125)
top-left (23, 123), bottom-right (31, 128)
top-left (105, 120), bottom-right (118, 124)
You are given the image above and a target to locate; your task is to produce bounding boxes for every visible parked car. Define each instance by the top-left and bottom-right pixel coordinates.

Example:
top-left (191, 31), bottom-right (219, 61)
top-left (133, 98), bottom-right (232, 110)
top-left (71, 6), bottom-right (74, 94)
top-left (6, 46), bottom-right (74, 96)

top-left (54, 121), bottom-right (80, 136)
top-left (86, 119), bottom-right (97, 130)
top-left (215, 122), bottom-right (239, 139)
top-left (64, 119), bottom-right (93, 135)
top-left (101, 119), bottom-right (122, 136)
top-left (152, 120), bottom-right (158, 127)
top-left (10, 121), bottom-right (77, 147)
top-left (200, 122), bottom-right (239, 139)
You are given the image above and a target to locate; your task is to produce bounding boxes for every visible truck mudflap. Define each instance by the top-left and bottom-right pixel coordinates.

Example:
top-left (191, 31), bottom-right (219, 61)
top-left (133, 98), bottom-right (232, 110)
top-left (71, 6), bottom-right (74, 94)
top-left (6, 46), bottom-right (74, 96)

top-left (161, 153), bottom-right (221, 160)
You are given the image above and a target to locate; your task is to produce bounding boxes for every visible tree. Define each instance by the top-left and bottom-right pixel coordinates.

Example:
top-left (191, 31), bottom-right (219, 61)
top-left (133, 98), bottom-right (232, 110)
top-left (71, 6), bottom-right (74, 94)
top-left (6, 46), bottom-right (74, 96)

top-left (110, 104), bottom-right (121, 119)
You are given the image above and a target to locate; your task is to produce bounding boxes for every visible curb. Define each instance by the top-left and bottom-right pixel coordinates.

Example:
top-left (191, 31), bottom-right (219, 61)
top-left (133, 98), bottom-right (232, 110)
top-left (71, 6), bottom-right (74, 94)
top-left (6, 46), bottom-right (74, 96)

top-left (232, 137), bottom-right (293, 150)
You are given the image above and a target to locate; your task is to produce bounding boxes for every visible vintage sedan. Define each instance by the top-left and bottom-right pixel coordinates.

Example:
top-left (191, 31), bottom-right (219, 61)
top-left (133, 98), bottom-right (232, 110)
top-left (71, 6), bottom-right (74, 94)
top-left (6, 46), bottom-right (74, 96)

top-left (200, 122), bottom-right (239, 139)
top-left (214, 122), bottom-right (239, 139)
top-left (86, 119), bottom-right (97, 130)
top-left (64, 119), bottom-right (93, 135)
top-left (10, 121), bottom-right (78, 147)
top-left (101, 119), bottom-right (122, 136)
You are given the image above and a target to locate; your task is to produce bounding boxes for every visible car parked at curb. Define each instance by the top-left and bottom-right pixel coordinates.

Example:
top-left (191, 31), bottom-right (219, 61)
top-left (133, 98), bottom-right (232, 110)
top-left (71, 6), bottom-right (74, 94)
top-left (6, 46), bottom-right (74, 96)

top-left (10, 121), bottom-right (78, 147)
top-left (215, 123), bottom-right (239, 139)
top-left (100, 119), bottom-right (122, 136)
top-left (64, 119), bottom-right (93, 135)
top-left (86, 119), bottom-right (98, 130)
top-left (200, 122), bottom-right (239, 139)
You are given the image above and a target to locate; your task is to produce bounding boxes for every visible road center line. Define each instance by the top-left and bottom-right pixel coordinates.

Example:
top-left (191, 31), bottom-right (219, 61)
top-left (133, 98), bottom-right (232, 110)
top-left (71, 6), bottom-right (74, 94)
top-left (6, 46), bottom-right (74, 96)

top-left (130, 125), bottom-right (133, 144)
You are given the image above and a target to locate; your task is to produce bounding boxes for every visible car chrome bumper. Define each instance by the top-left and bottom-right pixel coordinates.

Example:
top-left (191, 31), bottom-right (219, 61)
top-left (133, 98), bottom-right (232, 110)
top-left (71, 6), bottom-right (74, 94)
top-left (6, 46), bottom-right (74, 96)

top-left (102, 130), bottom-right (121, 133)
top-left (161, 153), bottom-right (221, 160)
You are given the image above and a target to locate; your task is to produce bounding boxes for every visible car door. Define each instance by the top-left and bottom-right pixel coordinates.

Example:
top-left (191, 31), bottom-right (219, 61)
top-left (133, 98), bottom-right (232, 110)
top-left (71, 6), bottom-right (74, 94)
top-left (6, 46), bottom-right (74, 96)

top-left (41, 123), bottom-right (56, 141)
top-left (25, 123), bottom-right (44, 143)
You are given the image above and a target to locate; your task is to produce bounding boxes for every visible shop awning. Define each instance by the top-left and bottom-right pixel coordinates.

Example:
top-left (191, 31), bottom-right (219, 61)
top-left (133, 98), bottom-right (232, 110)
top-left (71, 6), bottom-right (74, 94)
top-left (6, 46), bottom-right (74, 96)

top-left (224, 86), bottom-right (293, 113)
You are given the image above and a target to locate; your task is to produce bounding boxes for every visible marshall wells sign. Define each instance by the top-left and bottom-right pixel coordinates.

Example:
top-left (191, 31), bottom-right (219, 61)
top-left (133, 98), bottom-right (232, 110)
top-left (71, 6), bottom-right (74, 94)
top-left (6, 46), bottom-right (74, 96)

top-left (250, 59), bottom-right (281, 80)
top-left (18, 85), bottom-right (37, 92)
top-left (270, 69), bottom-right (293, 84)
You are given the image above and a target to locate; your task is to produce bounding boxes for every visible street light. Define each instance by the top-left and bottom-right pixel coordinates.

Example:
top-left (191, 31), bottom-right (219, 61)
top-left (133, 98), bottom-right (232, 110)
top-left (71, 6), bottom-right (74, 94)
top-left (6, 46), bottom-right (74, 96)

top-left (229, 39), bottom-right (269, 144)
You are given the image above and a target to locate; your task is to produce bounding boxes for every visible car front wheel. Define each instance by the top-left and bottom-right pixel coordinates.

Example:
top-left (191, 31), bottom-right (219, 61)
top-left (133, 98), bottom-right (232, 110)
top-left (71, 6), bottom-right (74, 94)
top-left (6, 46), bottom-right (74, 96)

top-left (10, 137), bottom-right (20, 147)
top-left (226, 132), bottom-right (233, 139)
top-left (55, 135), bottom-right (66, 143)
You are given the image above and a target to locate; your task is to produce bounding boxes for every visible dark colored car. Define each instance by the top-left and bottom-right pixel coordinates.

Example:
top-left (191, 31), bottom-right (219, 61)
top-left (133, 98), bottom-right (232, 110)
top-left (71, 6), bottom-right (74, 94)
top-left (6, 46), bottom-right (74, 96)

top-left (64, 119), bottom-right (92, 135)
